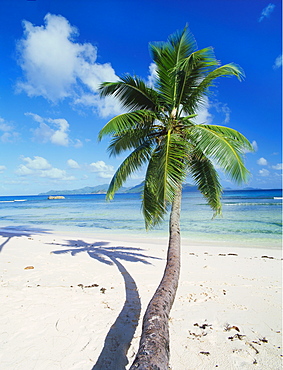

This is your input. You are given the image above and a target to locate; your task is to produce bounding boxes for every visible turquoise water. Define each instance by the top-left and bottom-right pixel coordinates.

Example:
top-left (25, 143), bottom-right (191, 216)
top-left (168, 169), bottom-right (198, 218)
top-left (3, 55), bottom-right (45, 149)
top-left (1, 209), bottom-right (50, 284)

top-left (0, 189), bottom-right (281, 248)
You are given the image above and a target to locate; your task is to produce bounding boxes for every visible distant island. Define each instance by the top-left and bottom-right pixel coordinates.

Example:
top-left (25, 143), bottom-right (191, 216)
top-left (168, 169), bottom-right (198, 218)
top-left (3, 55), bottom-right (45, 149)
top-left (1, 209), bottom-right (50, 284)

top-left (39, 183), bottom-right (262, 196)
top-left (39, 183), bottom-right (200, 195)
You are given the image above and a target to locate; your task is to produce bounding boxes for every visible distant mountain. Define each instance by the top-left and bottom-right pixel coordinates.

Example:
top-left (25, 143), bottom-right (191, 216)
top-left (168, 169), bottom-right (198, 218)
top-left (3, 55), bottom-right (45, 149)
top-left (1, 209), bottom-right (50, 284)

top-left (39, 184), bottom-right (127, 195)
top-left (125, 182), bottom-right (145, 194)
top-left (39, 182), bottom-right (199, 196)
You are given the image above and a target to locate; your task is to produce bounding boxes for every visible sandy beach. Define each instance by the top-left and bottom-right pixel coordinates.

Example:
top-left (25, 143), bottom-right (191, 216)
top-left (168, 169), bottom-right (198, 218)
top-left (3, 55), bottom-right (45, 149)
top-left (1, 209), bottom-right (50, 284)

top-left (0, 228), bottom-right (282, 369)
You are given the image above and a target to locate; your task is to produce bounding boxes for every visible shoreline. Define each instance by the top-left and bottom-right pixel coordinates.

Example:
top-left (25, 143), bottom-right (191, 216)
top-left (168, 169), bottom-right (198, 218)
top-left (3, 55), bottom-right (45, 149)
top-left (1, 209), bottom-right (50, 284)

top-left (1, 223), bottom-right (281, 250)
top-left (0, 228), bottom-right (282, 369)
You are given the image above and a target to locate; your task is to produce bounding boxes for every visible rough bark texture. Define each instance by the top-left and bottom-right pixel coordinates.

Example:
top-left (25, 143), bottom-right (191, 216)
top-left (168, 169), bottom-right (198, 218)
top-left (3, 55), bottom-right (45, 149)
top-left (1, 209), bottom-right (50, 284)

top-left (130, 188), bottom-right (182, 370)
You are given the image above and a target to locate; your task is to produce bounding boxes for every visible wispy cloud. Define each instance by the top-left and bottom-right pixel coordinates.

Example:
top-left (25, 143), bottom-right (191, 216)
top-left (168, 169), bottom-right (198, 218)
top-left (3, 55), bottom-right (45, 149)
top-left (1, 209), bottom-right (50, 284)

top-left (0, 117), bottom-right (20, 143)
top-left (259, 168), bottom-right (270, 177)
top-left (272, 163), bottom-right (282, 170)
top-left (0, 165), bottom-right (7, 173)
top-left (258, 3), bottom-right (275, 22)
top-left (257, 157), bottom-right (268, 166)
top-left (67, 159), bottom-right (80, 169)
top-left (25, 112), bottom-right (82, 147)
top-left (17, 13), bottom-right (121, 117)
top-left (16, 156), bottom-right (75, 181)
top-left (89, 160), bottom-right (115, 179)
top-left (273, 54), bottom-right (282, 69)
top-left (251, 141), bottom-right (258, 152)
top-left (147, 62), bottom-right (158, 88)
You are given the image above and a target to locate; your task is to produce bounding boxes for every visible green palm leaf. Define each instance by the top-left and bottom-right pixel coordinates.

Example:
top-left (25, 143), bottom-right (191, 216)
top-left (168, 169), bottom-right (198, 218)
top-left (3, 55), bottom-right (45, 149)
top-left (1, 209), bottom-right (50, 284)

top-left (98, 110), bottom-right (157, 141)
top-left (150, 27), bottom-right (197, 110)
top-left (106, 141), bottom-right (152, 200)
top-left (192, 124), bottom-right (253, 184)
top-left (188, 151), bottom-right (222, 216)
top-left (183, 63), bottom-right (244, 114)
top-left (142, 132), bottom-right (188, 227)
top-left (99, 76), bottom-right (158, 111)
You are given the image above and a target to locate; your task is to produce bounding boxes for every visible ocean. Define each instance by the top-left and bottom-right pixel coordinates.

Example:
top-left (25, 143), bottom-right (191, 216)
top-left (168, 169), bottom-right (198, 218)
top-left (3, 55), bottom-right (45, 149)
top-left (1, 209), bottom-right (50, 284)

top-left (0, 189), bottom-right (282, 249)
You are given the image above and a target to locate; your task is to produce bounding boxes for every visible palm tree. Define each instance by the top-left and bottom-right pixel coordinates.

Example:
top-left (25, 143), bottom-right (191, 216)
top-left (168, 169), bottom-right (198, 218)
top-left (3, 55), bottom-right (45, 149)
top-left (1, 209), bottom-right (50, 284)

top-left (98, 27), bottom-right (253, 370)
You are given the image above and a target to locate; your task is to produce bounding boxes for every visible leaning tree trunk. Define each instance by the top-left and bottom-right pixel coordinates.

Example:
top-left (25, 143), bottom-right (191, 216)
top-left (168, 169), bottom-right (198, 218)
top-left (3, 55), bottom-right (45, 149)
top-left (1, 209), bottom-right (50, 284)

top-left (130, 187), bottom-right (182, 370)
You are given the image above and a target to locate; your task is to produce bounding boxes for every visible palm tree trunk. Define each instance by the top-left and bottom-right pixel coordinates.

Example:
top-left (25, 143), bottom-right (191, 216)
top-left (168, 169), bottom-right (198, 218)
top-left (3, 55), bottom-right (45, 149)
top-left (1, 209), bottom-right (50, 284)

top-left (130, 186), bottom-right (182, 370)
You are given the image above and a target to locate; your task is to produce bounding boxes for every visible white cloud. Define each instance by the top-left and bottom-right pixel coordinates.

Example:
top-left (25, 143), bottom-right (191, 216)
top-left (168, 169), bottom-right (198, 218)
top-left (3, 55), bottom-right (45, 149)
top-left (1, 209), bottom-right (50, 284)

top-left (251, 140), bottom-right (258, 152)
top-left (40, 168), bottom-right (75, 180)
top-left (0, 117), bottom-right (14, 132)
top-left (17, 13), bottom-right (120, 117)
top-left (89, 160), bottom-right (115, 178)
top-left (48, 118), bottom-right (69, 146)
top-left (0, 117), bottom-right (20, 143)
top-left (272, 163), bottom-right (282, 170)
top-left (74, 139), bottom-right (83, 148)
top-left (257, 157), bottom-right (268, 166)
top-left (0, 165), bottom-right (6, 173)
top-left (22, 156), bottom-right (51, 170)
top-left (147, 63), bottom-right (157, 88)
top-left (0, 132), bottom-right (20, 143)
top-left (193, 96), bottom-right (212, 124)
top-left (259, 168), bottom-right (270, 177)
top-left (26, 112), bottom-right (70, 146)
top-left (211, 101), bottom-right (231, 124)
top-left (67, 159), bottom-right (80, 169)
top-left (15, 164), bottom-right (34, 176)
top-left (258, 3), bottom-right (275, 22)
top-left (16, 156), bottom-right (75, 181)
top-left (73, 93), bottom-right (123, 118)
top-left (273, 54), bottom-right (282, 69)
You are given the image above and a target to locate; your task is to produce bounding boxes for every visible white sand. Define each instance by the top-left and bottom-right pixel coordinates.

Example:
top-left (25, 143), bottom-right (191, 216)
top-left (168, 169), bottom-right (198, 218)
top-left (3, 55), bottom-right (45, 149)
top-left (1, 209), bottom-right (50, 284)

top-left (0, 228), bottom-right (282, 369)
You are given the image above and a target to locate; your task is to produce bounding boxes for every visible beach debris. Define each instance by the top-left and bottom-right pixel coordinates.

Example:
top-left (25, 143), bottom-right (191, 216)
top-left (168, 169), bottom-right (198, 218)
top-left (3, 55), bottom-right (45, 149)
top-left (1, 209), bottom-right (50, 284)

top-left (85, 283), bottom-right (99, 288)
top-left (228, 333), bottom-right (246, 341)
top-left (77, 283), bottom-right (99, 289)
top-left (227, 253), bottom-right (238, 256)
top-left (194, 322), bottom-right (212, 330)
top-left (246, 342), bottom-right (259, 354)
top-left (218, 253), bottom-right (226, 256)
top-left (252, 337), bottom-right (268, 344)
top-left (224, 324), bottom-right (240, 332)
top-left (261, 255), bottom-right (274, 259)
top-left (100, 287), bottom-right (106, 294)
top-left (223, 289), bottom-right (227, 295)
top-left (24, 266), bottom-right (34, 270)
top-left (188, 330), bottom-right (207, 339)
top-left (199, 351), bottom-right (210, 356)
top-left (188, 322), bottom-right (212, 340)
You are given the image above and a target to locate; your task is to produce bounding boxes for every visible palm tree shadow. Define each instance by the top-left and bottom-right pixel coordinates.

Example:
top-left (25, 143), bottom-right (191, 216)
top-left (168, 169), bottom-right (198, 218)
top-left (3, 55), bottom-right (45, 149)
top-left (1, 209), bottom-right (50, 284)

top-left (0, 225), bottom-right (51, 253)
top-left (51, 239), bottom-right (161, 370)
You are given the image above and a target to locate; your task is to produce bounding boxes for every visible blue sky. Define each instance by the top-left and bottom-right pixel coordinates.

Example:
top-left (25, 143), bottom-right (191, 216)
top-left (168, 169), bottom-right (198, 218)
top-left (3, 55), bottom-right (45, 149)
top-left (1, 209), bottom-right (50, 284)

top-left (0, 0), bottom-right (281, 196)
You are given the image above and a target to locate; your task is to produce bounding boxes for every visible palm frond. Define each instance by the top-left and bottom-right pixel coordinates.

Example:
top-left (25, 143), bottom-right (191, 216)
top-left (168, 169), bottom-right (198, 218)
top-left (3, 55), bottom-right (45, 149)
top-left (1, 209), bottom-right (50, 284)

top-left (98, 110), bottom-right (157, 141)
top-left (142, 154), bottom-right (169, 228)
top-left (142, 133), bottom-right (188, 228)
top-left (99, 76), bottom-right (158, 111)
top-left (106, 141), bottom-right (153, 200)
top-left (183, 63), bottom-right (245, 114)
top-left (188, 151), bottom-right (222, 216)
top-left (149, 27), bottom-right (198, 110)
top-left (173, 48), bottom-right (219, 111)
top-left (192, 124), bottom-right (252, 184)
top-left (107, 127), bottom-right (154, 156)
